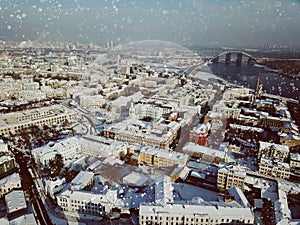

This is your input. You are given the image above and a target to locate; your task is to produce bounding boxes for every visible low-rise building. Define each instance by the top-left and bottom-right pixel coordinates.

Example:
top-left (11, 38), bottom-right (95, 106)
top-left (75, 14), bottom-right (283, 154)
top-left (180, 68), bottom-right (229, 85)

top-left (189, 122), bottom-right (210, 146)
top-left (139, 203), bottom-right (254, 225)
top-left (183, 142), bottom-right (226, 163)
top-left (70, 171), bottom-right (94, 191)
top-left (5, 190), bottom-right (27, 219)
top-left (258, 157), bottom-right (290, 179)
top-left (139, 146), bottom-right (189, 168)
top-left (0, 105), bottom-right (77, 136)
top-left (78, 95), bottom-right (105, 110)
top-left (258, 141), bottom-right (289, 162)
top-left (259, 115), bottom-right (290, 131)
top-left (0, 154), bottom-right (17, 178)
top-left (217, 164), bottom-right (246, 191)
top-left (155, 176), bottom-right (174, 205)
top-left (223, 88), bottom-right (251, 100)
top-left (9, 213), bottom-right (38, 225)
top-left (32, 136), bottom-right (82, 168)
top-left (104, 119), bottom-right (180, 149)
top-left (45, 177), bottom-right (66, 199)
top-left (0, 173), bottom-right (21, 197)
top-left (129, 103), bottom-right (164, 120)
top-left (204, 111), bottom-right (223, 123)
top-left (290, 153), bottom-right (300, 170)
top-left (212, 100), bottom-right (241, 119)
top-left (57, 188), bottom-right (125, 216)
top-left (140, 174), bottom-right (253, 225)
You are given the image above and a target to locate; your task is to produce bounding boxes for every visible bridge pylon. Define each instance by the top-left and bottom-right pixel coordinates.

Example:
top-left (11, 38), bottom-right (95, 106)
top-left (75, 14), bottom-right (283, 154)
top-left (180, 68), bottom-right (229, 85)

top-left (225, 52), bottom-right (231, 65)
top-left (236, 52), bottom-right (242, 66)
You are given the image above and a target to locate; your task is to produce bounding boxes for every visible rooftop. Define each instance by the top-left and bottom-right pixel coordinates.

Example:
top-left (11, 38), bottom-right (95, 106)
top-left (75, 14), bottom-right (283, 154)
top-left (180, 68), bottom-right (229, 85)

top-left (71, 171), bottom-right (94, 191)
top-left (141, 146), bottom-right (189, 164)
top-left (140, 202), bottom-right (253, 218)
top-left (5, 190), bottom-right (27, 214)
top-left (183, 142), bottom-right (226, 159)
top-left (0, 172), bottom-right (20, 189)
top-left (218, 163), bottom-right (247, 177)
top-left (259, 141), bottom-right (289, 153)
top-left (9, 213), bottom-right (37, 225)
top-left (0, 104), bottom-right (75, 127)
top-left (290, 153), bottom-right (300, 162)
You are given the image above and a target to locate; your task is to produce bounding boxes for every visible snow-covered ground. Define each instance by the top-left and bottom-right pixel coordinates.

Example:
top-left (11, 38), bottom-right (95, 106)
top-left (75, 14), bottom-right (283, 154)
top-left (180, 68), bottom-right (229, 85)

top-left (173, 183), bottom-right (222, 201)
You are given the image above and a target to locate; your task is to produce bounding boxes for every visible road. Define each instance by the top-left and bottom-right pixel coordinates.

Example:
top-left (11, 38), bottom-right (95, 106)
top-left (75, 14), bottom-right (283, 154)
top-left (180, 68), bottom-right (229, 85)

top-left (14, 149), bottom-right (53, 225)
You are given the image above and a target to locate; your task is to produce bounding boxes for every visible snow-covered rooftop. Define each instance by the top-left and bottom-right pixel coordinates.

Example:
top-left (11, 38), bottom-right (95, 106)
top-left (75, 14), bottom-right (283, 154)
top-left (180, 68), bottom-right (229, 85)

top-left (5, 190), bottom-right (27, 214)
top-left (122, 171), bottom-right (149, 187)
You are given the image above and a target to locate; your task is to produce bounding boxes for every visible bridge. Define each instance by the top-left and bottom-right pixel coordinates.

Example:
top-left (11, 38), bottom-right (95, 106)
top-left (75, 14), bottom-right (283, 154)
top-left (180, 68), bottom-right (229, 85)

top-left (209, 51), bottom-right (258, 66)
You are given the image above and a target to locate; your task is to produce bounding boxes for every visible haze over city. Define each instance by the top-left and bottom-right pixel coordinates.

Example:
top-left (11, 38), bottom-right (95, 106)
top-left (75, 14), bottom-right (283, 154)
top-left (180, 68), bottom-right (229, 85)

top-left (1, 1), bottom-right (300, 225)
top-left (0, 0), bottom-right (300, 47)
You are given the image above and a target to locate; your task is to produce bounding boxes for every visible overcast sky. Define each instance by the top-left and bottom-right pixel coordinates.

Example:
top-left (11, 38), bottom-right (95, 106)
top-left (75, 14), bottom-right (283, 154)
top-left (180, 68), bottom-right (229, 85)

top-left (0, 0), bottom-right (299, 48)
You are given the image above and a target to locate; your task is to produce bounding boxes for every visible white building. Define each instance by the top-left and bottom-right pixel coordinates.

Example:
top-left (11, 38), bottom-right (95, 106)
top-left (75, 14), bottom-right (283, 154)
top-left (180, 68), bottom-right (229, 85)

top-left (290, 153), bottom-right (300, 169)
top-left (155, 176), bottom-right (174, 205)
top-left (183, 142), bottom-right (227, 163)
top-left (217, 164), bottom-right (247, 191)
top-left (140, 197), bottom-right (254, 225)
top-left (32, 136), bottom-right (82, 167)
top-left (57, 188), bottom-right (126, 216)
top-left (78, 95), bottom-right (105, 110)
top-left (9, 213), bottom-right (38, 225)
top-left (104, 119), bottom-right (180, 149)
top-left (5, 190), bottom-right (27, 218)
top-left (212, 100), bottom-right (241, 119)
top-left (129, 103), bottom-right (163, 120)
top-left (0, 140), bottom-right (9, 153)
top-left (258, 157), bottom-right (290, 179)
top-left (45, 177), bottom-right (66, 199)
top-left (0, 173), bottom-right (21, 197)
top-left (70, 171), bottom-right (94, 191)
top-left (223, 88), bottom-right (251, 100)
top-left (0, 105), bottom-right (77, 136)
top-left (258, 141), bottom-right (289, 162)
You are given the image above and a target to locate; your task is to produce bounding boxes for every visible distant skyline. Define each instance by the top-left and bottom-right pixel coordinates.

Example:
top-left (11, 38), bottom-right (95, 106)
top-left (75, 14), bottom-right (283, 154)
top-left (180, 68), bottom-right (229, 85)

top-left (0, 0), bottom-right (300, 48)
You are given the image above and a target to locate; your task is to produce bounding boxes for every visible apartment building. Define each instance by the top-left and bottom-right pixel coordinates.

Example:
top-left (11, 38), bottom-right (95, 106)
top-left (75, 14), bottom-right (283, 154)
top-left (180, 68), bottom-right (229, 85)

top-left (70, 171), bottom-right (94, 191)
top-left (0, 173), bottom-right (21, 197)
top-left (183, 142), bottom-right (226, 163)
top-left (258, 157), bottom-right (290, 179)
top-left (5, 190), bottom-right (27, 219)
top-left (258, 141), bottom-right (289, 162)
top-left (78, 95), bottom-right (105, 110)
top-left (154, 176), bottom-right (174, 205)
top-left (139, 146), bottom-right (189, 168)
top-left (290, 153), bottom-right (300, 170)
top-left (139, 203), bottom-right (254, 225)
top-left (0, 154), bottom-right (17, 178)
top-left (217, 164), bottom-right (246, 191)
top-left (32, 136), bottom-right (82, 167)
top-left (57, 188), bottom-right (125, 216)
top-left (189, 122), bottom-right (210, 146)
top-left (259, 115), bottom-right (290, 130)
top-left (0, 105), bottom-right (77, 136)
top-left (222, 88), bottom-right (251, 100)
top-left (104, 119), bottom-right (180, 149)
top-left (129, 103), bottom-right (164, 120)
top-left (212, 100), bottom-right (241, 119)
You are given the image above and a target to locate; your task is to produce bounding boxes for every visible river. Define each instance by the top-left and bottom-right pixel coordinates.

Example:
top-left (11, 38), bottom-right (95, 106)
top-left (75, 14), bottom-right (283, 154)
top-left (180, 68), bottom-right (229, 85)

top-left (202, 63), bottom-right (300, 101)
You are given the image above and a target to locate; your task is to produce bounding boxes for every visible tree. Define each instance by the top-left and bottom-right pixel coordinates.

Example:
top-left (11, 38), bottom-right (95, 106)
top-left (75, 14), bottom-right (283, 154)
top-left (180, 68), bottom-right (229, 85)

top-left (49, 154), bottom-right (64, 177)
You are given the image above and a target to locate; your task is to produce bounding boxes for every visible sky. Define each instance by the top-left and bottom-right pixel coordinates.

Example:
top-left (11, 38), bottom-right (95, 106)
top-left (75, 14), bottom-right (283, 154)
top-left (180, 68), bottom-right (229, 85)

top-left (0, 0), bottom-right (300, 48)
